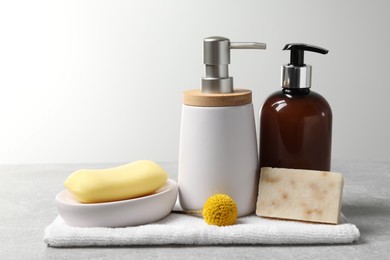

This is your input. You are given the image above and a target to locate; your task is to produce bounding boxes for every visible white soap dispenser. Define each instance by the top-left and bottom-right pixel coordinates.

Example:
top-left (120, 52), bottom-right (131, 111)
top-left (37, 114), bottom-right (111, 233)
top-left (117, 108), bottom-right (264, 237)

top-left (178, 36), bottom-right (266, 217)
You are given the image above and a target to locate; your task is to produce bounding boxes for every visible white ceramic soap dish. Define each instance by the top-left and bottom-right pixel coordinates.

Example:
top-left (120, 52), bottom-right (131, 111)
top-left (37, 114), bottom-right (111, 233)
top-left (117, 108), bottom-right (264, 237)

top-left (56, 179), bottom-right (178, 227)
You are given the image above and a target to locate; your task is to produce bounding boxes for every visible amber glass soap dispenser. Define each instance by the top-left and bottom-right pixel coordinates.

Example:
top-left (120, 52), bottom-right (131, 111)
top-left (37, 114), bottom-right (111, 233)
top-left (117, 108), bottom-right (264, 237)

top-left (259, 43), bottom-right (332, 171)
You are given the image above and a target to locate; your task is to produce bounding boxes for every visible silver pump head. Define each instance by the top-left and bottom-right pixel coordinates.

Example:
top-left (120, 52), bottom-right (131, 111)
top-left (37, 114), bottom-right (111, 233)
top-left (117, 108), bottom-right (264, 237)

top-left (281, 43), bottom-right (328, 89)
top-left (202, 36), bottom-right (266, 94)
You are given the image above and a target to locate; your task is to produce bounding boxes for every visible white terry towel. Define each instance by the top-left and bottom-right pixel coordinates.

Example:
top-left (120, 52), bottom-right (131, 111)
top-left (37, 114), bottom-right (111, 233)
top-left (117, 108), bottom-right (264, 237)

top-left (44, 210), bottom-right (359, 247)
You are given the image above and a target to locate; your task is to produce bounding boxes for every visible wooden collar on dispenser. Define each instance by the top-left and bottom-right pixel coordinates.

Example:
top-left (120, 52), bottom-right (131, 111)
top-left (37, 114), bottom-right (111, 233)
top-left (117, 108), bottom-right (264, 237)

top-left (183, 89), bottom-right (252, 107)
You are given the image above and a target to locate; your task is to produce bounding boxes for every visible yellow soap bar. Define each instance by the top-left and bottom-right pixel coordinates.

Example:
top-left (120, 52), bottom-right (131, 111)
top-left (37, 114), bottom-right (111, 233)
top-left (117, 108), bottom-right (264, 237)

top-left (64, 160), bottom-right (168, 203)
top-left (256, 167), bottom-right (344, 224)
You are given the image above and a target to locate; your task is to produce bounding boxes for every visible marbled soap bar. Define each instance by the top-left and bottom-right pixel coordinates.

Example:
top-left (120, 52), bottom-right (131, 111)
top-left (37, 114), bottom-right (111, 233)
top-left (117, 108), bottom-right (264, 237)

top-left (256, 167), bottom-right (344, 224)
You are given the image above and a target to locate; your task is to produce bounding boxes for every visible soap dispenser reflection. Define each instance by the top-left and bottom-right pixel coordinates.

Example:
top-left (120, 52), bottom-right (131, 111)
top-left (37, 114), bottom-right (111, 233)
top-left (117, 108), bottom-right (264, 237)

top-left (178, 36), bottom-right (266, 217)
top-left (259, 43), bottom-right (332, 171)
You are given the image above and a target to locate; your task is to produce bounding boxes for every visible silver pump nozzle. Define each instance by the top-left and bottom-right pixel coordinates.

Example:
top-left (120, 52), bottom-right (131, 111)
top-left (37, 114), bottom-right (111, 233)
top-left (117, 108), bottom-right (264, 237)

top-left (202, 36), bottom-right (266, 94)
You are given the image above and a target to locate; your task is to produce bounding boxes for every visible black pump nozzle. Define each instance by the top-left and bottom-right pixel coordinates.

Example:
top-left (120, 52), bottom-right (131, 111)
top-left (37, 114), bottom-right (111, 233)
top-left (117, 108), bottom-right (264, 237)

top-left (281, 43), bottom-right (329, 89)
top-left (283, 43), bottom-right (328, 66)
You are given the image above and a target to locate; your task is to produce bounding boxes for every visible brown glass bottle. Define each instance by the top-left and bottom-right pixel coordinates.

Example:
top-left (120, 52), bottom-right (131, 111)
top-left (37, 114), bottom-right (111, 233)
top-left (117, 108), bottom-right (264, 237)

top-left (259, 88), bottom-right (332, 171)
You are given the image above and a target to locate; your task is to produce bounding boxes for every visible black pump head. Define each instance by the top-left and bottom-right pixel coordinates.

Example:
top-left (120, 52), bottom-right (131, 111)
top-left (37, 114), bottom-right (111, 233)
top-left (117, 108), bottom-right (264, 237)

top-left (281, 43), bottom-right (329, 89)
top-left (283, 43), bottom-right (328, 66)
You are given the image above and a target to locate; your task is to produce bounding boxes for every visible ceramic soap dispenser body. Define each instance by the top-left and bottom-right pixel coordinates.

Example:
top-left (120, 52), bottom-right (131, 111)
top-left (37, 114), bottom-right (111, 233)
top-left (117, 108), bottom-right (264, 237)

top-left (178, 37), bottom-right (266, 217)
top-left (259, 44), bottom-right (332, 171)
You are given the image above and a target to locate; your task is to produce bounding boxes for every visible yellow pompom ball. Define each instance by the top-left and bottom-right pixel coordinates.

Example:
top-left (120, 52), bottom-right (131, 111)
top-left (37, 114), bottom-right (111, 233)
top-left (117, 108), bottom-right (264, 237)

top-left (202, 194), bottom-right (238, 226)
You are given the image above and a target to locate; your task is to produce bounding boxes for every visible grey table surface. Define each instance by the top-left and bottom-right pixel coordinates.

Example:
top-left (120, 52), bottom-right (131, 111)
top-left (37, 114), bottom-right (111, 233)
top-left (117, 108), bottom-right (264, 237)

top-left (0, 159), bottom-right (389, 259)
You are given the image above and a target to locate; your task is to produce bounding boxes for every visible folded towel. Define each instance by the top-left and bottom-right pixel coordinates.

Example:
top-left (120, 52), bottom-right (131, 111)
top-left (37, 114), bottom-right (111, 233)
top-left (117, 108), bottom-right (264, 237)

top-left (44, 208), bottom-right (359, 247)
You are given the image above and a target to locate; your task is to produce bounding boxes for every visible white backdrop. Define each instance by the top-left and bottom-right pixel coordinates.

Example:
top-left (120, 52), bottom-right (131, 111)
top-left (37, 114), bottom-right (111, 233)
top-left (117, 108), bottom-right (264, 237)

top-left (0, 0), bottom-right (389, 164)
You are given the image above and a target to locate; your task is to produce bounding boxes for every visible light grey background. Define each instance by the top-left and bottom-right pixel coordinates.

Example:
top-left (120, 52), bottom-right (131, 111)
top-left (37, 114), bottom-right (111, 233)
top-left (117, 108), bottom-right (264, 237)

top-left (0, 0), bottom-right (389, 164)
